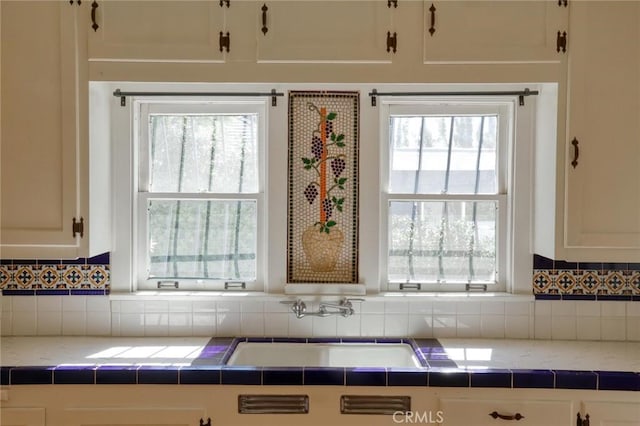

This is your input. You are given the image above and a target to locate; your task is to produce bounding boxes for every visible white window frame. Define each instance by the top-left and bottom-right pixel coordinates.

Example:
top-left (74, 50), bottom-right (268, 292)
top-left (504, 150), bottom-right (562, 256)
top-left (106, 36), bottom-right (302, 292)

top-left (104, 82), bottom-right (539, 295)
top-left (133, 99), bottom-right (267, 291)
top-left (380, 98), bottom-right (520, 292)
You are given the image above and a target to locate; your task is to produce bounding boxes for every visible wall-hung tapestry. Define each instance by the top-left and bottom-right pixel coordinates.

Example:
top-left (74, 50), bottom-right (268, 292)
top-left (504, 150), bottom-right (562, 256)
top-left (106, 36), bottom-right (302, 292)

top-left (287, 91), bottom-right (359, 283)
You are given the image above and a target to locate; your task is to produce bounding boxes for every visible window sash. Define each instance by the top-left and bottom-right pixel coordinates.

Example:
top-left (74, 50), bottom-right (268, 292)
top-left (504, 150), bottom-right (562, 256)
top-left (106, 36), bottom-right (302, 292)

top-left (135, 100), bottom-right (266, 291)
top-left (380, 100), bottom-right (512, 292)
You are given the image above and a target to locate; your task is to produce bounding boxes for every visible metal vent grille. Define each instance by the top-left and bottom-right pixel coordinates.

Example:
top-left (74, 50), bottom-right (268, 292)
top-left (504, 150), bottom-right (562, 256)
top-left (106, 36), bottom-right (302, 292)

top-left (238, 394), bottom-right (309, 414)
top-left (341, 395), bottom-right (411, 415)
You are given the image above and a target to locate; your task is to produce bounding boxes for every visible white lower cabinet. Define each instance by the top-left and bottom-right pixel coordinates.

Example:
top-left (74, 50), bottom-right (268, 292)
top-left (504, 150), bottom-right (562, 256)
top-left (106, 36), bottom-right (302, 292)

top-left (581, 400), bottom-right (640, 426)
top-left (0, 407), bottom-right (46, 426)
top-left (437, 396), bottom-right (573, 426)
top-left (61, 408), bottom-right (208, 426)
top-left (1, 386), bottom-right (639, 426)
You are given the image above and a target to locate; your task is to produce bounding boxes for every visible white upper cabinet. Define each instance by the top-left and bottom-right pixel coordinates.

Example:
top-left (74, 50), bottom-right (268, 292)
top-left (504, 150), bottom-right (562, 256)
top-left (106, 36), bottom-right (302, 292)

top-left (1, 1), bottom-right (109, 259)
top-left (88, 1), bottom-right (226, 62)
top-left (423, 1), bottom-right (568, 64)
top-left (256, 0), bottom-right (397, 63)
top-left (564, 1), bottom-right (640, 258)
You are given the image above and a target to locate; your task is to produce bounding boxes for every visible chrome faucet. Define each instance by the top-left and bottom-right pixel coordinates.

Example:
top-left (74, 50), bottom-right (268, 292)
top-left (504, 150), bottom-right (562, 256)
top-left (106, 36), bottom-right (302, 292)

top-left (281, 298), bottom-right (364, 319)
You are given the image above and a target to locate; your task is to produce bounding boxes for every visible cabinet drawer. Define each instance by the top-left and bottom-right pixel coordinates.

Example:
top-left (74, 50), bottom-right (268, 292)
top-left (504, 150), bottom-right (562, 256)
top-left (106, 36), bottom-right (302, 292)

top-left (439, 398), bottom-right (573, 426)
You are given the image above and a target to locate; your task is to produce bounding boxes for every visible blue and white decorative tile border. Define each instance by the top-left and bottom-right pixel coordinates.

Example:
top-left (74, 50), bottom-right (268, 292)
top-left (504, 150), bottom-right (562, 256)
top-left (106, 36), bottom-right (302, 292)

top-left (1, 337), bottom-right (638, 391)
top-left (533, 255), bottom-right (640, 301)
top-left (0, 253), bottom-right (110, 296)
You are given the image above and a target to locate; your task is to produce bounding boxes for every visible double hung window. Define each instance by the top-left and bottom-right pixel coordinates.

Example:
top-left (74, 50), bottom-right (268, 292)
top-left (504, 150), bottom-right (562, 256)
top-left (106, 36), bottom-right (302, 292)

top-left (381, 101), bottom-right (512, 291)
top-left (135, 101), bottom-right (266, 290)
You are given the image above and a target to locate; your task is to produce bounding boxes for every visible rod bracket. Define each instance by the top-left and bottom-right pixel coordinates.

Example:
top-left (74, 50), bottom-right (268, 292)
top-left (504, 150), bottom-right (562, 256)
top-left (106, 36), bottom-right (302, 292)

top-left (370, 89), bottom-right (378, 107)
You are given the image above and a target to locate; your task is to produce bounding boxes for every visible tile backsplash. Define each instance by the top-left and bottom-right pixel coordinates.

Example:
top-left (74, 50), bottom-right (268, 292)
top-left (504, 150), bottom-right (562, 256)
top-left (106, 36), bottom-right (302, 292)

top-left (1, 295), bottom-right (639, 341)
top-left (0, 253), bottom-right (110, 296)
top-left (1, 252), bottom-right (639, 340)
top-left (532, 254), bottom-right (640, 300)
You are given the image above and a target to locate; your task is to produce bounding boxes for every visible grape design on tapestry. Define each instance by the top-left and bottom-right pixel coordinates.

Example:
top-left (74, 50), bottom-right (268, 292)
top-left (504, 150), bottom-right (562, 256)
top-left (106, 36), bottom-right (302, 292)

top-left (287, 91), bottom-right (359, 284)
top-left (301, 104), bottom-right (347, 234)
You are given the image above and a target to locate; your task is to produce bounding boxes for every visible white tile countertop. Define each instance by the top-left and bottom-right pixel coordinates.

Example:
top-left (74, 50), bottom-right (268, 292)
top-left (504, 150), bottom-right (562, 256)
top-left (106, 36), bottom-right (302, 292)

top-left (1, 336), bottom-right (638, 372)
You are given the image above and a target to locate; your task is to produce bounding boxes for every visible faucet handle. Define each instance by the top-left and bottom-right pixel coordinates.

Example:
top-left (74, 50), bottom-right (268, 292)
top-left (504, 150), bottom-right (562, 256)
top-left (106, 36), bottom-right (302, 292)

top-left (281, 299), bottom-right (306, 317)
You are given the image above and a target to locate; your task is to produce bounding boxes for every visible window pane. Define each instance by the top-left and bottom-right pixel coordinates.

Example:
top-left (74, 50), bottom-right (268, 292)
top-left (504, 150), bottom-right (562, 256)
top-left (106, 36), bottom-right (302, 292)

top-left (149, 114), bottom-right (258, 193)
top-left (388, 201), bottom-right (496, 283)
top-left (147, 200), bottom-right (257, 280)
top-left (389, 115), bottom-right (497, 194)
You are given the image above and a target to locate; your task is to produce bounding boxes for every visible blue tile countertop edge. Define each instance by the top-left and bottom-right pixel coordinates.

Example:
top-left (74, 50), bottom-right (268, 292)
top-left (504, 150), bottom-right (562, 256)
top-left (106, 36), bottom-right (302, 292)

top-left (2, 338), bottom-right (639, 392)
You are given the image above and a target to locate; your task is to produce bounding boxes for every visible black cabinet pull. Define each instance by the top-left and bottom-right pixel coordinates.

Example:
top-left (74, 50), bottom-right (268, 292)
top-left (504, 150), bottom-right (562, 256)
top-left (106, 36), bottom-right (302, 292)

top-left (429, 3), bottom-right (436, 36)
top-left (571, 137), bottom-right (579, 168)
top-left (91, 0), bottom-right (99, 32)
top-left (261, 4), bottom-right (268, 35)
top-left (489, 411), bottom-right (525, 421)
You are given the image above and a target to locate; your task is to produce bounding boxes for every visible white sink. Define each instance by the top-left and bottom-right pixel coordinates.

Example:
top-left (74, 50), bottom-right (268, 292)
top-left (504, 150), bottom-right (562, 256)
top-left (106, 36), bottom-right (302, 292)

top-left (226, 342), bottom-right (422, 368)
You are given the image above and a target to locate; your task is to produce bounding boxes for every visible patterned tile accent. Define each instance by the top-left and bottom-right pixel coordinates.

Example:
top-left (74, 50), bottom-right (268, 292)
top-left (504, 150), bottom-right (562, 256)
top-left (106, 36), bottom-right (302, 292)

top-left (533, 254), bottom-right (640, 300)
top-left (0, 253), bottom-right (110, 295)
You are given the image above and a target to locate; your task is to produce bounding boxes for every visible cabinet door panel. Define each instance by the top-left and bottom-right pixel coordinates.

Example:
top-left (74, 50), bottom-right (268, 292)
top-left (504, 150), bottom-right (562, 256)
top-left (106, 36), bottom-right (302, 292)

top-left (582, 401), bottom-right (640, 425)
top-left (0, 1), bottom-right (78, 248)
top-left (256, 0), bottom-right (394, 63)
top-left (423, 1), bottom-right (566, 63)
top-left (0, 407), bottom-right (46, 426)
top-left (63, 408), bottom-right (207, 426)
top-left (439, 398), bottom-right (573, 426)
top-left (88, 1), bottom-right (224, 62)
top-left (565, 2), bottom-right (640, 251)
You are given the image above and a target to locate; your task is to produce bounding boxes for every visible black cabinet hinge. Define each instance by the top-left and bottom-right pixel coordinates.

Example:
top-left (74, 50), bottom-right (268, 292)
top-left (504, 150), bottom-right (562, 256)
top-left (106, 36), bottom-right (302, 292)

top-left (557, 31), bottom-right (567, 53)
top-left (219, 0), bottom-right (230, 7)
top-left (72, 217), bottom-right (84, 238)
top-left (200, 418), bottom-right (211, 426)
top-left (388, 0), bottom-right (398, 8)
top-left (219, 31), bottom-right (230, 52)
top-left (558, 0), bottom-right (568, 7)
top-left (386, 31), bottom-right (397, 53)
top-left (577, 413), bottom-right (590, 426)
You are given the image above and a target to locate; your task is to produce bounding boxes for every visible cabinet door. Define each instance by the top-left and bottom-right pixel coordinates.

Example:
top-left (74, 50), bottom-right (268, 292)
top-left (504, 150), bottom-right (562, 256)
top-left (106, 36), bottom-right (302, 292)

top-left (423, 1), bottom-right (567, 64)
top-left (88, 1), bottom-right (225, 62)
top-left (62, 407), bottom-right (208, 426)
top-left (565, 1), bottom-right (640, 254)
top-left (438, 398), bottom-right (573, 426)
top-left (582, 401), bottom-right (640, 425)
top-left (0, 1), bottom-right (80, 256)
top-left (256, 0), bottom-right (395, 63)
top-left (0, 407), bottom-right (46, 426)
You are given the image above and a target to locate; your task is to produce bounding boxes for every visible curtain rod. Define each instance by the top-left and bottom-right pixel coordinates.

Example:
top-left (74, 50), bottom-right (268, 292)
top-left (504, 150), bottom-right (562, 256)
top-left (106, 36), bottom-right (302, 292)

top-left (368, 88), bottom-right (539, 106)
top-left (113, 88), bottom-right (285, 107)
